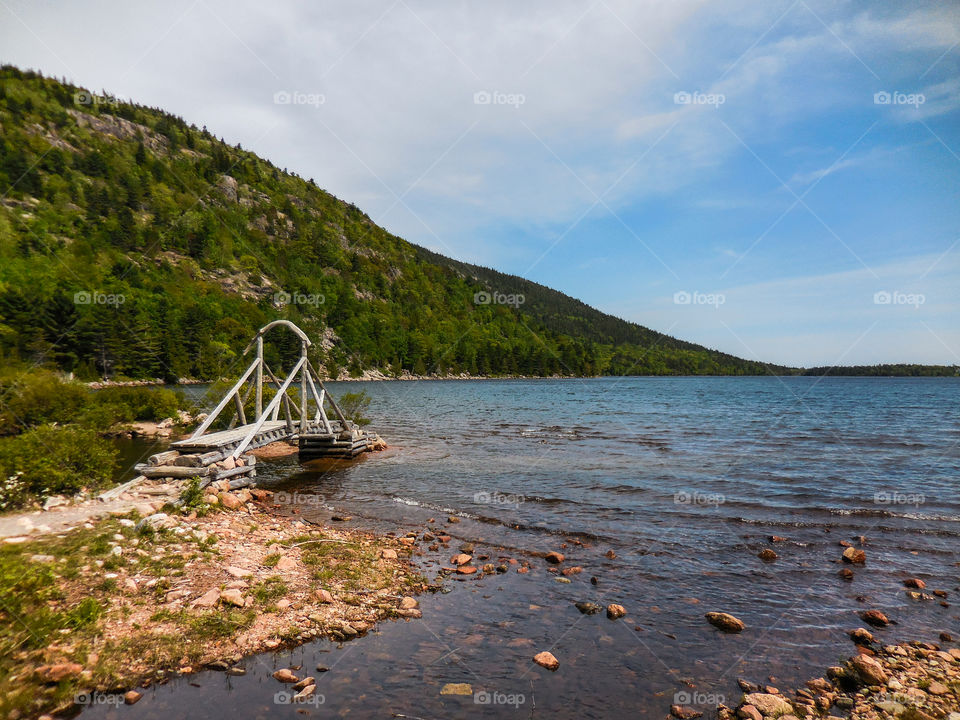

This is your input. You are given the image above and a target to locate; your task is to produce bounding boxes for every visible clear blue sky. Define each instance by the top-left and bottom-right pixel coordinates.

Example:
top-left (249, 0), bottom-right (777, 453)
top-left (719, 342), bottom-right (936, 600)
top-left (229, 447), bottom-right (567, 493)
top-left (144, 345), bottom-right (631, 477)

top-left (2, 0), bottom-right (957, 366)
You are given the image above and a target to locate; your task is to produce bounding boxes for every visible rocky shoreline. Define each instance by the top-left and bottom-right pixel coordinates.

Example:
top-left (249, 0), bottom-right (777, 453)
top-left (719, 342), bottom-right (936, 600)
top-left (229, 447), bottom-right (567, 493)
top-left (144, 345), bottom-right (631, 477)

top-left (671, 636), bottom-right (959, 720)
top-left (1, 488), bottom-right (427, 719)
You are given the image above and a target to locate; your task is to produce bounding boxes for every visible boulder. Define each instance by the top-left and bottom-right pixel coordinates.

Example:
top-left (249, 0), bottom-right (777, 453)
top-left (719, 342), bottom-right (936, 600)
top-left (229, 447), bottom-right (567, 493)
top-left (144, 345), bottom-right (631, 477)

top-left (533, 651), bottom-right (559, 671)
top-left (842, 547), bottom-right (865, 564)
top-left (220, 589), bottom-right (245, 607)
top-left (272, 668), bottom-right (299, 683)
top-left (742, 693), bottom-right (792, 716)
top-left (219, 492), bottom-right (243, 510)
top-left (193, 589), bottom-right (221, 608)
top-left (606, 604), bottom-right (626, 620)
top-left (757, 549), bottom-right (778, 561)
top-left (849, 654), bottom-right (887, 685)
top-left (859, 610), bottom-right (889, 627)
top-left (275, 556), bottom-right (297, 572)
top-left (292, 676), bottom-right (315, 691)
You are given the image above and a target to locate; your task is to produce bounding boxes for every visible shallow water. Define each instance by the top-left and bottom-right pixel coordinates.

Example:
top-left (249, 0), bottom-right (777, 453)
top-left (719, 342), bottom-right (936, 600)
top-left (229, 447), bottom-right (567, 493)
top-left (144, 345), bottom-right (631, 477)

top-left (87, 376), bottom-right (960, 718)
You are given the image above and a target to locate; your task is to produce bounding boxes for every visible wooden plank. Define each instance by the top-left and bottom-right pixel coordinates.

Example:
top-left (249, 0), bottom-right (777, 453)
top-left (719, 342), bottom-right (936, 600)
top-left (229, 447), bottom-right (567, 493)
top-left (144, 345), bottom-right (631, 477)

top-left (148, 450), bottom-right (180, 466)
top-left (138, 465), bottom-right (213, 479)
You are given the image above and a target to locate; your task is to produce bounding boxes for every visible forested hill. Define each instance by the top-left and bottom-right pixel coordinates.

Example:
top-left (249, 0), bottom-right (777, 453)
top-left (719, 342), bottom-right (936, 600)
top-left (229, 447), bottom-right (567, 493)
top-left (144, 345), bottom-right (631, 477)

top-left (0, 66), bottom-right (870, 380)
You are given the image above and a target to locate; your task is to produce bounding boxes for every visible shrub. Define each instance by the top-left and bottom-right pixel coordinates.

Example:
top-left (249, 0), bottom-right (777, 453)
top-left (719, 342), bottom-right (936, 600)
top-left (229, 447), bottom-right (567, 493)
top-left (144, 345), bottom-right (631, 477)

top-left (0, 369), bottom-right (88, 435)
top-left (337, 391), bottom-right (372, 426)
top-left (0, 425), bottom-right (118, 505)
top-left (89, 386), bottom-right (183, 422)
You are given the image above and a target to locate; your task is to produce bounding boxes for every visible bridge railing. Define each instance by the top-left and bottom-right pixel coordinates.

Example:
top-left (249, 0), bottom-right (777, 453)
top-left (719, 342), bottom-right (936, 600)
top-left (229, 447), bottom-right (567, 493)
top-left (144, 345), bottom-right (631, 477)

top-left (186, 321), bottom-right (355, 458)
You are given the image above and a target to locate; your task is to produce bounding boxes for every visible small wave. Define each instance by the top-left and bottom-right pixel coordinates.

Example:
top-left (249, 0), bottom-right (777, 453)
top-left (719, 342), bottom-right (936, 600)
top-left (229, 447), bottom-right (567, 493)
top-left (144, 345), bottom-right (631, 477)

top-left (392, 496), bottom-right (475, 519)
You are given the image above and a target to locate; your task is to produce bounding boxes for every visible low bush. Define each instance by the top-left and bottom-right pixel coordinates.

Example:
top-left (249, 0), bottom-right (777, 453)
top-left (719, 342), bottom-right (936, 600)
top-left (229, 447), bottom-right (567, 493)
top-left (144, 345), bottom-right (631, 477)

top-left (0, 369), bottom-right (88, 435)
top-left (0, 425), bottom-right (118, 505)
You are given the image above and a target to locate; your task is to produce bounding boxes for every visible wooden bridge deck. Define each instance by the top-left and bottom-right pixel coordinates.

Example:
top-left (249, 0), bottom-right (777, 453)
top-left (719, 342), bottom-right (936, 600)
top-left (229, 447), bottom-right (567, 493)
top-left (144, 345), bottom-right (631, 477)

top-left (172, 420), bottom-right (331, 454)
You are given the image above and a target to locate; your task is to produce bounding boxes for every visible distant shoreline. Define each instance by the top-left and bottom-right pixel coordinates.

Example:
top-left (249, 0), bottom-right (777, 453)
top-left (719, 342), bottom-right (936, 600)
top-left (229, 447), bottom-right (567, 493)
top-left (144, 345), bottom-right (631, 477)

top-left (84, 372), bottom-right (959, 388)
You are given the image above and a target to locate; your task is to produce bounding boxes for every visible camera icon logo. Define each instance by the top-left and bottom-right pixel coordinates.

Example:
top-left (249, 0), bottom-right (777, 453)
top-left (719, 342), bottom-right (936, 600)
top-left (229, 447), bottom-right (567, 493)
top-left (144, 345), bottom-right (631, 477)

top-left (673, 291), bottom-right (691, 305)
top-left (674, 91), bottom-right (692, 105)
top-left (274, 290), bottom-right (291, 307)
top-left (873, 291), bottom-right (891, 305)
top-left (273, 91), bottom-right (292, 105)
top-left (873, 91), bottom-right (891, 105)
top-left (473, 91), bottom-right (492, 105)
top-left (74, 291), bottom-right (92, 305)
top-left (474, 291), bottom-right (491, 305)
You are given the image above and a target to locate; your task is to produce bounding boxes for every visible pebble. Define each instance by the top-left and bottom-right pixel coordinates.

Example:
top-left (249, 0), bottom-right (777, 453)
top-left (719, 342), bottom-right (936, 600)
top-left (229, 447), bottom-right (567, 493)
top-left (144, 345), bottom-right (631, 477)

top-left (544, 551), bottom-right (564, 564)
top-left (124, 690), bottom-right (142, 705)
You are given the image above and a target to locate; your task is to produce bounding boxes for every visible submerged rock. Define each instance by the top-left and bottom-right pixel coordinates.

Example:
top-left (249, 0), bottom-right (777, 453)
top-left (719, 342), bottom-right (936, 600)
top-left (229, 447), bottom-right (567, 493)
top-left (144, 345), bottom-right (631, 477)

top-left (272, 668), bottom-right (299, 683)
top-left (705, 612), bottom-right (745, 633)
top-left (859, 610), bottom-right (889, 627)
top-left (575, 601), bottom-right (602, 615)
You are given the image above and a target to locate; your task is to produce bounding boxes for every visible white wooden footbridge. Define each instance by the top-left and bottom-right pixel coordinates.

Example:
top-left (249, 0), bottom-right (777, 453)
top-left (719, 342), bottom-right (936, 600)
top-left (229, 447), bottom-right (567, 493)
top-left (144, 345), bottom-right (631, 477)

top-left (135, 321), bottom-right (377, 486)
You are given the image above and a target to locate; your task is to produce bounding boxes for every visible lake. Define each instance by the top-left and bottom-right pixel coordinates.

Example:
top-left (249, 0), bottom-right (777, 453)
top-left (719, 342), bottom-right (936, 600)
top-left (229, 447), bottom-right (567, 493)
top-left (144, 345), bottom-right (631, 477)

top-left (85, 376), bottom-right (960, 718)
